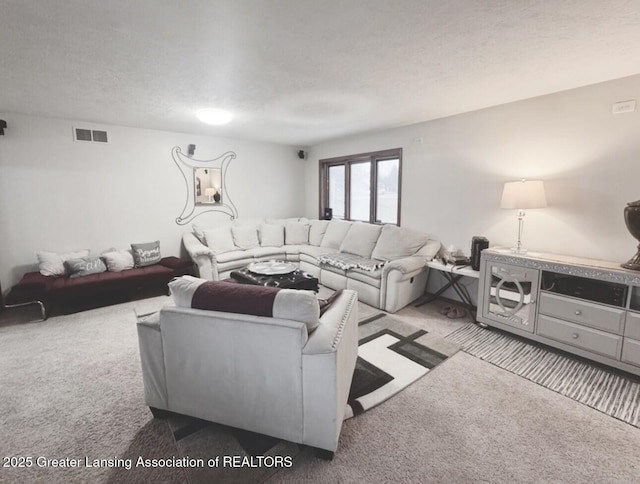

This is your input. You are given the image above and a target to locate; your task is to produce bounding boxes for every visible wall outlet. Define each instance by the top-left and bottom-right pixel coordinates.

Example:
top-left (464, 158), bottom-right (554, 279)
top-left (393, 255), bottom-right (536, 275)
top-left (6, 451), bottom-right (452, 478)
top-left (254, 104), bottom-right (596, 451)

top-left (612, 100), bottom-right (636, 114)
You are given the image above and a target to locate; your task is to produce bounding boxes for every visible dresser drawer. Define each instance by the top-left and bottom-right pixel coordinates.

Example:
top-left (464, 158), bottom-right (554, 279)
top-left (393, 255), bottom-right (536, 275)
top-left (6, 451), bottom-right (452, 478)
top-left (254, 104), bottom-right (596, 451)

top-left (625, 312), bottom-right (640, 340)
top-left (622, 338), bottom-right (640, 367)
top-left (539, 292), bottom-right (625, 334)
top-left (537, 315), bottom-right (623, 359)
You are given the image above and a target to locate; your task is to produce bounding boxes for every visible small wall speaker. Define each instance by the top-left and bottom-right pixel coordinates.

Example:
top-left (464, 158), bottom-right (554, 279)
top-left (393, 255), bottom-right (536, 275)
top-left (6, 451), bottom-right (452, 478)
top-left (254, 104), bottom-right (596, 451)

top-left (297, 150), bottom-right (307, 160)
top-left (323, 208), bottom-right (333, 220)
top-left (188, 144), bottom-right (196, 156)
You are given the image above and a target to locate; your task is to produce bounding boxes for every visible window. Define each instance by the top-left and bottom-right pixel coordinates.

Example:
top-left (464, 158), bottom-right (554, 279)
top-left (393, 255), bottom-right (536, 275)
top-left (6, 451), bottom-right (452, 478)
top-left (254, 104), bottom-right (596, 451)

top-left (319, 148), bottom-right (402, 225)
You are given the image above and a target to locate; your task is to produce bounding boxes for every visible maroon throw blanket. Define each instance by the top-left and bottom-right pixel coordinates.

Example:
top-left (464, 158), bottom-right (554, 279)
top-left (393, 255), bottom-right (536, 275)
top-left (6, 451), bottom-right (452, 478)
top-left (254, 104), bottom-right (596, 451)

top-left (191, 281), bottom-right (280, 317)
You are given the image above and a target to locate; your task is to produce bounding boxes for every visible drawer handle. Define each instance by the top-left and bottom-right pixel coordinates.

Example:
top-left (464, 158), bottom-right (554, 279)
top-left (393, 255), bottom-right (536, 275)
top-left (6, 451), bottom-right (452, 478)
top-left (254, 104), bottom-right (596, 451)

top-left (574, 310), bottom-right (582, 316)
top-left (572, 333), bottom-right (579, 339)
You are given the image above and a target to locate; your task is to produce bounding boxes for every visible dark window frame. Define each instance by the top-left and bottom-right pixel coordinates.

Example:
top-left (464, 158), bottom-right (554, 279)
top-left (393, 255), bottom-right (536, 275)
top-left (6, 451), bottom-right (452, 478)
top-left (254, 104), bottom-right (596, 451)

top-left (319, 148), bottom-right (402, 225)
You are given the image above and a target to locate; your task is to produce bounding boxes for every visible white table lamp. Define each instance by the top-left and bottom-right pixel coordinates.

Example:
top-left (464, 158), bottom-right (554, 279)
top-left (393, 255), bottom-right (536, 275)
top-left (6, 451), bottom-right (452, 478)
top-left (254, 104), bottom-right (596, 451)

top-left (204, 188), bottom-right (217, 203)
top-left (500, 179), bottom-right (547, 254)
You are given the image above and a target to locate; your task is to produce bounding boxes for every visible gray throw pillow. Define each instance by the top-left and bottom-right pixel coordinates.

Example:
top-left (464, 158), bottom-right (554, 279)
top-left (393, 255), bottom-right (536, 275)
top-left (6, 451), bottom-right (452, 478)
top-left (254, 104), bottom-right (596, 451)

top-left (65, 256), bottom-right (107, 278)
top-left (131, 240), bottom-right (162, 267)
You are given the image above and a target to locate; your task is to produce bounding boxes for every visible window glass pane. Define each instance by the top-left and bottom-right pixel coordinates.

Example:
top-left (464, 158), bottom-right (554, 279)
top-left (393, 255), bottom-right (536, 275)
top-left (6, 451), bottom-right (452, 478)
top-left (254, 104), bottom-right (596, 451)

top-left (350, 162), bottom-right (371, 221)
top-left (376, 158), bottom-right (399, 224)
top-left (328, 165), bottom-right (345, 219)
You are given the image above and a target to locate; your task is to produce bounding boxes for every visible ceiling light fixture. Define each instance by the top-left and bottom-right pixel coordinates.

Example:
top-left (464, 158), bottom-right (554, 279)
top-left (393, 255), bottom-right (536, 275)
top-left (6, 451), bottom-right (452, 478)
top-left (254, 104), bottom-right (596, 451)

top-left (196, 108), bottom-right (233, 125)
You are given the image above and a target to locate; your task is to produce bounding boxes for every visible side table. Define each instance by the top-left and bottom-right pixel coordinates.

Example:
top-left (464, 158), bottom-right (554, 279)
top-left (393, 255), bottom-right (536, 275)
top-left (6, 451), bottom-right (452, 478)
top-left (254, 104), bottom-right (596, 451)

top-left (415, 260), bottom-right (479, 315)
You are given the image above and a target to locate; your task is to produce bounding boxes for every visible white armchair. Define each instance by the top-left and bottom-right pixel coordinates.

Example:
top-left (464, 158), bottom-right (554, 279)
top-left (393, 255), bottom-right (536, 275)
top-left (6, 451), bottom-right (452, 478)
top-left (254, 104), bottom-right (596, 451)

top-left (136, 286), bottom-right (358, 457)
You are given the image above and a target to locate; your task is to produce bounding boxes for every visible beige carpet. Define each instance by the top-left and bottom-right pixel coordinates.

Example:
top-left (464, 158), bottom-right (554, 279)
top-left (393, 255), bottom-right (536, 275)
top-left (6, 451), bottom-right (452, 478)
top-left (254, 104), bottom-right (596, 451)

top-left (1, 297), bottom-right (640, 483)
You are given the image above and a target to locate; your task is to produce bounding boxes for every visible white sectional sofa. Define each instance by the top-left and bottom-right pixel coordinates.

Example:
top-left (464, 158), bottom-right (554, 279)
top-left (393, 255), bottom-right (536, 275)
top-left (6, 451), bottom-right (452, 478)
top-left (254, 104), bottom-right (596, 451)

top-left (182, 218), bottom-right (440, 313)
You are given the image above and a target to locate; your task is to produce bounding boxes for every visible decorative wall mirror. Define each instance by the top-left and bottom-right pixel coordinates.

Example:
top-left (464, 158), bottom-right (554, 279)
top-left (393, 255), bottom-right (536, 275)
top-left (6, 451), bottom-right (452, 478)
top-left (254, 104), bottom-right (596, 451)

top-left (172, 146), bottom-right (238, 225)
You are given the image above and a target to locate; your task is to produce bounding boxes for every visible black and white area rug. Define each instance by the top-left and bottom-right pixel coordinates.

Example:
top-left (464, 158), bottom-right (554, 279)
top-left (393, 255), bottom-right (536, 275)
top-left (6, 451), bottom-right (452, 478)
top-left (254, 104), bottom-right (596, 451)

top-left (345, 313), bottom-right (460, 418)
top-left (166, 313), bottom-right (460, 483)
top-left (446, 323), bottom-right (640, 428)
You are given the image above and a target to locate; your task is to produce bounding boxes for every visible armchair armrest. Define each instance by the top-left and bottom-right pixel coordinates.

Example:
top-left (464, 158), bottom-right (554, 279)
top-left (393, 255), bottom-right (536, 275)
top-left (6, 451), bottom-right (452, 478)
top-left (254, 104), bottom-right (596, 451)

top-left (302, 290), bottom-right (359, 452)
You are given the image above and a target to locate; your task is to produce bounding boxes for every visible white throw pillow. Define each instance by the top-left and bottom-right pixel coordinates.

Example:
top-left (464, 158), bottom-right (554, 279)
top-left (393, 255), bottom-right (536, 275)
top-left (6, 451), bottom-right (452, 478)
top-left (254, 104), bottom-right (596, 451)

top-left (37, 249), bottom-right (91, 276)
top-left (203, 226), bottom-right (236, 253)
top-left (371, 225), bottom-right (429, 261)
top-left (285, 222), bottom-right (310, 245)
top-left (340, 223), bottom-right (382, 258)
top-left (192, 224), bottom-right (206, 244)
top-left (168, 275), bottom-right (208, 307)
top-left (232, 225), bottom-right (260, 250)
top-left (309, 220), bottom-right (330, 246)
top-left (101, 249), bottom-right (135, 272)
top-left (320, 221), bottom-right (353, 249)
top-left (260, 223), bottom-right (285, 247)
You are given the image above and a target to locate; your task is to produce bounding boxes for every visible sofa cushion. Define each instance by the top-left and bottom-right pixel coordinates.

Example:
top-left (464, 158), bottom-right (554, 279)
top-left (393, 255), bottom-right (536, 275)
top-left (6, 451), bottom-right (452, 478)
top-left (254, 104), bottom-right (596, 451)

top-left (203, 226), bottom-right (236, 253)
top-left (309, 220), bottom-right (330, 246)
top-left (339, 223), bottom-right (382, 258)
top-left (320, 221), bottom-right (352, 249)
top-left (260, 223), bottom-right (285, 247)
top-left (285, 222), bottom-right (310, 245)
top-left (36, 249), bottom-right (91, 276)
top-left (101, 249), bottom-right (135, 272)
top-left (371, 225), bottom-right (429, 261)
top-left (65, 256), bottom-right (108, 278)
top-left (131, 241), bottom-right (162, 267)
top-left (232, 225), bottom-right (260, 250)
top-left (169, 277), bottom-right (320, 331)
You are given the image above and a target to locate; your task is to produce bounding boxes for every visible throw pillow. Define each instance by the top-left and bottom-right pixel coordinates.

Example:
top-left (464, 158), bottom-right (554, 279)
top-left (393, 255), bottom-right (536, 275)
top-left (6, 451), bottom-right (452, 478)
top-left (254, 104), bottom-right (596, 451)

top-left (309, 220), bottom-right (330, 246)
top-left (192, 224), bottom-right (206, 244)
top-left (101, 249), bottom-right (135, 272)
top-left (36, 249), bottom-right (91, 276)
top-left (65, 256), bottom-right (107, 278)
top-left (371, 225), bottom-right (429, 261)
top-left (339, 223), bottom-right (382, 258)
top-left (285, 222), bottom-right (310, 245)
top-left (260, 223), bottom-right (285, 247)
top-left (203, 226), bottom-right (236, 253)
top-left (131, 240), bottom-right (162, 267)
top-left (320, 221), bottom-right (352, 249)
top-left (168, 275), bottom-right (208, 307)
top-left (231, 225), bottom-right (260, 250)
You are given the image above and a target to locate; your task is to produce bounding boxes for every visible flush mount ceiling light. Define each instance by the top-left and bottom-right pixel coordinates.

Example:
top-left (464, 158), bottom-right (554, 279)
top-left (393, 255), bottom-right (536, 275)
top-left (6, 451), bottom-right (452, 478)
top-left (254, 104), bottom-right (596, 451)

top-left (196, 108), bottom-right (233, 125)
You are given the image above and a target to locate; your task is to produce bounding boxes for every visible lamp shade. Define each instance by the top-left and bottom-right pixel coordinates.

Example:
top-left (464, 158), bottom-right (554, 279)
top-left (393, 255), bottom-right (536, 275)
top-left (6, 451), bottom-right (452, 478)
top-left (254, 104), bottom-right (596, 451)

top-left (500, 180), bottom-right (547, 209)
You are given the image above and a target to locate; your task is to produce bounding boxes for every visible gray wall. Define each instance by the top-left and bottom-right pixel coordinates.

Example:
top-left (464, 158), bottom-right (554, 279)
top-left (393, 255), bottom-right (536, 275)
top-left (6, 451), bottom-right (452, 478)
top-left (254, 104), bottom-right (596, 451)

top-left (306, 74), bottom-right (640, 262)
top-left (304, 74), bottom-right (640, 304)
top-left (0, 113), bottom-right (305, 288)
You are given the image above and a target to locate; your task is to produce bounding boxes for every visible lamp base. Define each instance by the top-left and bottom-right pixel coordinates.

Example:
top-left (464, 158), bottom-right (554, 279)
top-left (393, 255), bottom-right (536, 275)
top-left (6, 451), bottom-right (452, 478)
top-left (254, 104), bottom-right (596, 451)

top-left (510, 247), bottom-right (528, 255)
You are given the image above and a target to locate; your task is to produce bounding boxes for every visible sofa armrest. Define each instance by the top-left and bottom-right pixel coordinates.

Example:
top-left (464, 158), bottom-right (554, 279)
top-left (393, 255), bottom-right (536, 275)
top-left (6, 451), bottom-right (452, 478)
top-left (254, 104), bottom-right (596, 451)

top-left (183, 232), bottom-right (213, 258)
top-left (382, 255), bottom-right (427, 276)
top-left (182, 232), bottom-right (216, 280)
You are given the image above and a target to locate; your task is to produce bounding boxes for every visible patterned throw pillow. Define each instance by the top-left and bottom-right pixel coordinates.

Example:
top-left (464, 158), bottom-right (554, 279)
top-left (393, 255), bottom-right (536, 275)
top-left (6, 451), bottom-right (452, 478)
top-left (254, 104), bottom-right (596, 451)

top-left (131, 241), bottom-right (162, 267)
top-left (65, 256), bottom-right (107, 278)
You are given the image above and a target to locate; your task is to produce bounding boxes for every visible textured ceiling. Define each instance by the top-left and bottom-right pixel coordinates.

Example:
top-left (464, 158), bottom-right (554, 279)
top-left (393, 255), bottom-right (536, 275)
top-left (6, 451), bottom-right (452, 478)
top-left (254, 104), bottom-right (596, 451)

top-left (1, 0), bottom-right (640, 146)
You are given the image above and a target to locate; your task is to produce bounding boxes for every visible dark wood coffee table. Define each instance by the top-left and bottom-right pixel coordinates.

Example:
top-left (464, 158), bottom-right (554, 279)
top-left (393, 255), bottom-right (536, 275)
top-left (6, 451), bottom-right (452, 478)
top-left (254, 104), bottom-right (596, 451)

top-left (230, 265), bottom-right (319, 291)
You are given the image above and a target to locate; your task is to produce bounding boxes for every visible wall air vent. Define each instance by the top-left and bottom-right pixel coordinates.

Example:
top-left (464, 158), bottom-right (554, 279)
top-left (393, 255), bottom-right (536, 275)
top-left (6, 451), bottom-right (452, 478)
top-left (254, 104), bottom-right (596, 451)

top-left (73, 127), bottom-right (109, 143)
